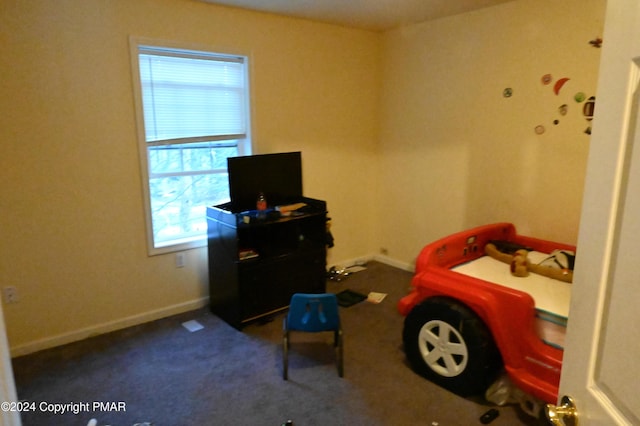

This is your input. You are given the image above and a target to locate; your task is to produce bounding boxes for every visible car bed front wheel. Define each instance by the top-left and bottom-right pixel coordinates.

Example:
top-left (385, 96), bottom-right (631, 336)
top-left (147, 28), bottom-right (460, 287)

top-left (418, 319), bottom-right (468, 377)
top-left (403, 297), bottom-right (502, 397)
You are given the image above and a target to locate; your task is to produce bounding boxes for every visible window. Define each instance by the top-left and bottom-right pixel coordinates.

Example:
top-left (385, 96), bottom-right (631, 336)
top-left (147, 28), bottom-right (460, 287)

top-left (131, 41), bottom-right (251, 253)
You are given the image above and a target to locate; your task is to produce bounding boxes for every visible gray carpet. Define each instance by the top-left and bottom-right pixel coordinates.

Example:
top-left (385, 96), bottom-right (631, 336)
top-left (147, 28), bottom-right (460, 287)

top-left (12, 262), bottom-right (545, 426)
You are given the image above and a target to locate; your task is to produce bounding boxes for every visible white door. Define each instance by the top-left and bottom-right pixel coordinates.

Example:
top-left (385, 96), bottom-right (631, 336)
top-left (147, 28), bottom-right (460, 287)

top-left (0, 302), bottom-right (20, 426)
top-left (557, 0), bottom-right (640, 424)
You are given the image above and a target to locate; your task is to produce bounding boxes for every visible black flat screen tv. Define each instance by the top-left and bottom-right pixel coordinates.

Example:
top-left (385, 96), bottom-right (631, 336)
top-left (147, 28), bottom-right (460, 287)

top-left (227, 151), bottom-right (303, 212)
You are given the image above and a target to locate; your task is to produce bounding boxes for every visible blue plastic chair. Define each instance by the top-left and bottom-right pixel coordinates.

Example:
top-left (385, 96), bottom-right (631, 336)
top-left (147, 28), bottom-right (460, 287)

top-left (283, 293), bottom-right (343, 380)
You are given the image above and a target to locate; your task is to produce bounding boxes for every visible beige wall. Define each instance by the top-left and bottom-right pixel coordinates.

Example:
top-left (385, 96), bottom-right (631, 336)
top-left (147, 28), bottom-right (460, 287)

top-left (0, 0), bottom-right (605, 354)
top-left (378, 0), bottom-right (606, 265)
top-left (0, 0), bottom-right (380, 354)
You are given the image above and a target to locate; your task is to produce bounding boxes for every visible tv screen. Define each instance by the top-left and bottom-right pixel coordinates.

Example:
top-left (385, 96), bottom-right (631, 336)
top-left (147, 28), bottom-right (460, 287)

top-left (228, 152), bottom-right (303, 212)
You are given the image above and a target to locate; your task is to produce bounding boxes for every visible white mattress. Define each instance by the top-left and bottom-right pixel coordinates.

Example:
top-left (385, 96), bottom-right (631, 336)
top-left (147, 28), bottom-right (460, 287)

top-left (452, 253), bottom-right (572, 319)
top-left (452, 253), bottom-right (571, 349)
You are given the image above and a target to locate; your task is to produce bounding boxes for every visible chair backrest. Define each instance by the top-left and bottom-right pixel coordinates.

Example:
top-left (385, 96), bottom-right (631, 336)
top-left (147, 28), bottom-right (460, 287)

top-left (286, 293), bottom-right (340, 332)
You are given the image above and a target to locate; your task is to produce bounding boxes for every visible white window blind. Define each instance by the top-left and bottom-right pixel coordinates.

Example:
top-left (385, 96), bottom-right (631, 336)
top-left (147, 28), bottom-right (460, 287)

top-left (138, 46), bottom-right (247, 143)
top-left (133, 43), bottom-right (251, 253)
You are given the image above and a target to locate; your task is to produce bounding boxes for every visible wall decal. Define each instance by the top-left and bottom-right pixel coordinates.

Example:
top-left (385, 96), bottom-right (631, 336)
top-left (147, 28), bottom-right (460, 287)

top-left (553, 77), bottom-right (570, 95)
top-left (583, 96), bottom-right (595, 120)
top-left (589, 37), bottom-right (603, 48)
top-left (583, 96), bottom-right (595, 134)
top-left (558, 104), bottom-right (568, 116)
top-left (525, 35), bottom-right (599, 136)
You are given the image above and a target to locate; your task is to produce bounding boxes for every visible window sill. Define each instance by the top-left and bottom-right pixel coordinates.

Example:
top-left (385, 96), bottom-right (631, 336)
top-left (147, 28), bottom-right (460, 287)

top-left (149, 236), bottom-right (207, 256)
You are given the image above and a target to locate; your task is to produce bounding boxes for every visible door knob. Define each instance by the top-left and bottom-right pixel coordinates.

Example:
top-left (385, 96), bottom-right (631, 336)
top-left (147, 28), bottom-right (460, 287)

top-left (545, 395), bottom-right (578, 426)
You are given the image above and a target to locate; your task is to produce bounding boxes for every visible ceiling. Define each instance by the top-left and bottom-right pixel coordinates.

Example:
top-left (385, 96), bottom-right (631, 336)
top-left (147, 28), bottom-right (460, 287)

top-left (199, 0), bottom-right (515, 32)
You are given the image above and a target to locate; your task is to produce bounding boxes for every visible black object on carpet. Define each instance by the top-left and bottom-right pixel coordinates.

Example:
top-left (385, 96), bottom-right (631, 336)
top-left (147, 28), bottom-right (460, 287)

top-left (336, 289), bottom-right (367, 307)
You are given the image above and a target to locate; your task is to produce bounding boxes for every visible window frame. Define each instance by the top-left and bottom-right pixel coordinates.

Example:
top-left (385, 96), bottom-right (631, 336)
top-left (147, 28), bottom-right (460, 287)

top-left (129, 37), bottom-right (252, 255)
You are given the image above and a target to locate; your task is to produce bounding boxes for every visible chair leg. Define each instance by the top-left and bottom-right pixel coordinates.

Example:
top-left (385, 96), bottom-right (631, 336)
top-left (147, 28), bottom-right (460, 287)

top-left (336, 328), bottom-right (344, 378)
top-left (283, 333), bottom-right (289, 380)
top-left (283, 319), bottom-right (289, 380)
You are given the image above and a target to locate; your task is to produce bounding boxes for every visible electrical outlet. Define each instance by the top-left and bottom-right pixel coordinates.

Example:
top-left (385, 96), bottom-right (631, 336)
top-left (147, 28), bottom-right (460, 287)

top-left (175, 252), bottom-right (186, 268)
top-left (2, 286), bottom-right (19, 304)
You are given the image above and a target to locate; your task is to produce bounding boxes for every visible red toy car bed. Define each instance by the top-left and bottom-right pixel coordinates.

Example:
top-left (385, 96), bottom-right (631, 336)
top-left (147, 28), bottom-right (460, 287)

top-left (398, 223), bottom-right (575, 406)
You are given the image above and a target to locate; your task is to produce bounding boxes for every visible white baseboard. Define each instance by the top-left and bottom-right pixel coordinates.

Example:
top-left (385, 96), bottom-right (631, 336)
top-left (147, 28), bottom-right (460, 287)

top-left (329, 254), bottom-right (414, 273)
top-left (11, 257), bottom-right (414, 357)
top-left (372, 254), bottom-right (415, 272)
top-left (10, 297), bottom-right (209, 358)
